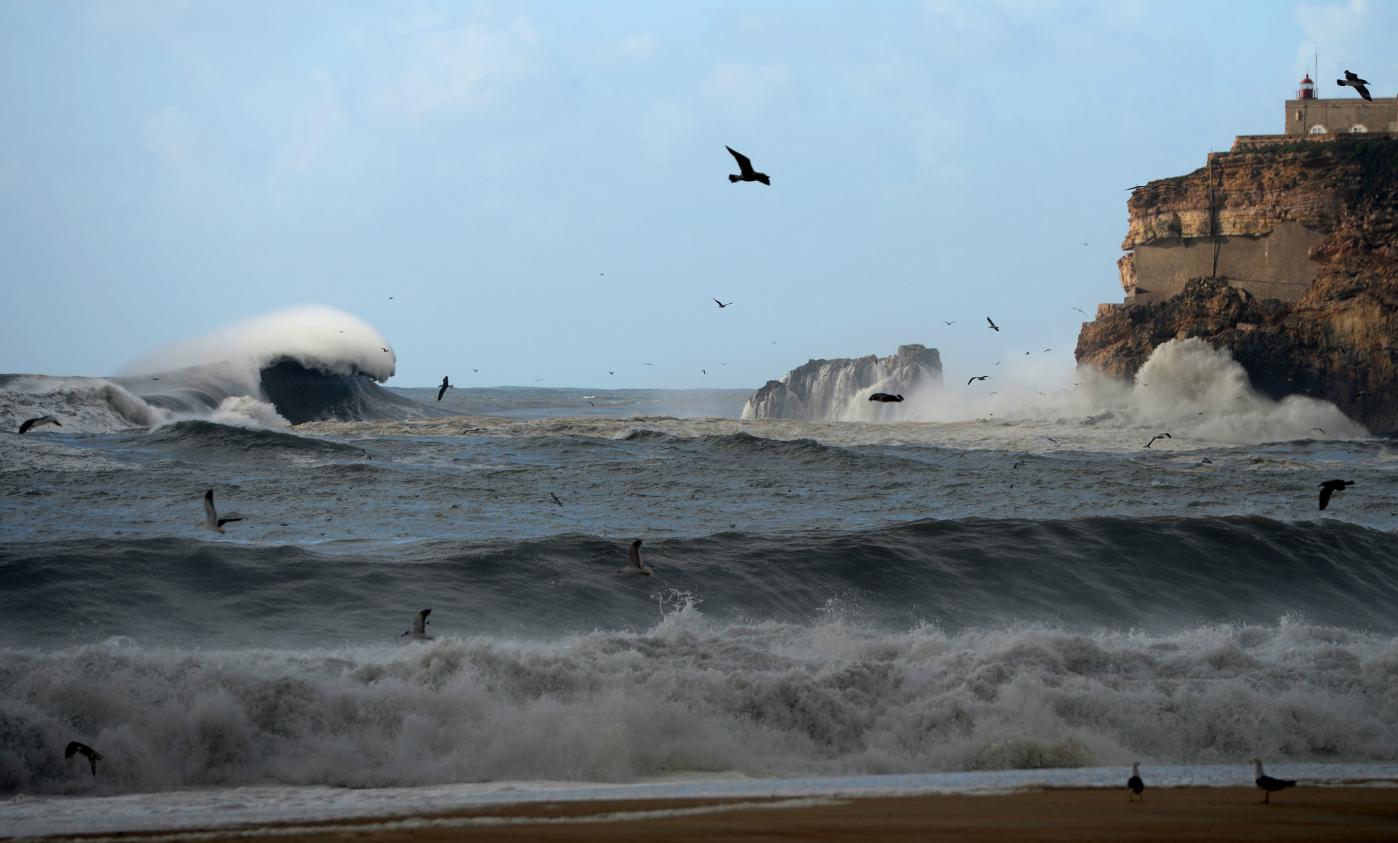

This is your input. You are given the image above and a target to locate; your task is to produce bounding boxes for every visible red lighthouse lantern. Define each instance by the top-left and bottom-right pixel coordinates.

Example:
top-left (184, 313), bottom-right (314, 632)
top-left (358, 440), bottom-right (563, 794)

top-left (1297, 74), bottom-right (1315, 99)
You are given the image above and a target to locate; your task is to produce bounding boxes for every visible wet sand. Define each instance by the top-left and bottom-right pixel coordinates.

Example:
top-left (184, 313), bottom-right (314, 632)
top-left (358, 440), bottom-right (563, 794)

top-left (46, 786), bottom-right (1398, 842)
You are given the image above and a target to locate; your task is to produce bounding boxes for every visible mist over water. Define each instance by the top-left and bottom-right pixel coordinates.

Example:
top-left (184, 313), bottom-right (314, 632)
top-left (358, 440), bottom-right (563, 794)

top-left (2, 313), bottom-right (1395, 816)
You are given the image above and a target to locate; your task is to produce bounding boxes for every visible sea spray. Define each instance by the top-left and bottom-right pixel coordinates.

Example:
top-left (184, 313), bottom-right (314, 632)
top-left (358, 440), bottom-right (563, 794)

top-left (3, 613), bottom-right (1395, 795)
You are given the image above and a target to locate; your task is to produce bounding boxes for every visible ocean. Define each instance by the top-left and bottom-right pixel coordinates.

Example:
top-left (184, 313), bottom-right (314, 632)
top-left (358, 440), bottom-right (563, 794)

top-left (2, 315), bottom-right (1396, 836)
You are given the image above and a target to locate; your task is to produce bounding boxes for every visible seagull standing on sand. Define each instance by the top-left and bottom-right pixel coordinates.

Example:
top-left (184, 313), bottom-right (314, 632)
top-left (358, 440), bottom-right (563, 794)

top-left (18, 415), bottom-right (61, 434)
top-left (201, 490), bottom-right (243, 533)
top-left (65, 741), bottom-right (102, 777)
top-left (1318, 479), bottom-right (1353, 511)
top-left (402, 609), bottom-right (433, 640)
top-left (625, 539), bottom-right (654, 576)
top-left (1336, 69), bottom-right (1373, 101)
top-left (1127, 762), bottom-right (1145, 801)
top-left (436, 376), bottom-right (451, 402)
top-left (725, 146), bottom-right (770, 185)
top-left (986, 317), bottom-right (1000, 331)
top-left (1253, 759), bottom-right (1296, 803)
top-left (1144, 433), bottom-right (1172, 449)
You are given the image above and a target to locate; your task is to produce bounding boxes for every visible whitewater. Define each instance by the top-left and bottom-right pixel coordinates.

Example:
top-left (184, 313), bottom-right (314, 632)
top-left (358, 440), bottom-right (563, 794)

top-left (2, 307), bottom-right (1396, 836)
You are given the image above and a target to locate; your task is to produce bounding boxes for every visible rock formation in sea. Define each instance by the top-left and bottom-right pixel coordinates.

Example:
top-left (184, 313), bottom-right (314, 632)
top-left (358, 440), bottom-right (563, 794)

top-left (1075, 136), bottom-right (1398, 433)
top-left (742, 344), bottom-right (942, 421)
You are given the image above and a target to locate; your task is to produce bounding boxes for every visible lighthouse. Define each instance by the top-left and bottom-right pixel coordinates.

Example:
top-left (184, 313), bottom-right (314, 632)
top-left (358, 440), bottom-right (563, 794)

top-left (1296, 73), bottom-right (1315, 99)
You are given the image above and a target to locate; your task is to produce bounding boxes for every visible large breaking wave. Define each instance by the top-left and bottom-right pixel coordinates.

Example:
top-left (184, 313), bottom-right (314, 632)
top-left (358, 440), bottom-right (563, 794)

top-left (0, 306), bottom-right (441, 430)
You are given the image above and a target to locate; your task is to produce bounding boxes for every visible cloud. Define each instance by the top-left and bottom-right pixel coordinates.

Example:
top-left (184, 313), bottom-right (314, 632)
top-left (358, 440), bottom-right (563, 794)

top-left (621, 33), bottom-right (657, 60)
top-left (142, 107), bottom-right (195, 172)
top-left (371, 16), bottom-right (541, 119)
top-left (271, 69), bottom-right (344, 177)
top-left (704, 62), bottom-right (791, 115)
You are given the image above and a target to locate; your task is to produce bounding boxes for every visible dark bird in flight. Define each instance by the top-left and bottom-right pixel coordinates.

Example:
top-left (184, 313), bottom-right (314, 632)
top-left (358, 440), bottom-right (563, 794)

top-left (18, 415), bottom-right (61, 434)
top-left (1310, 427), bottom-right (1325, 435)
top-left (436, 376), bottom-right (451, 402)
top-left (1337, 69), bottom-right (1372, 101)
top-left (402, 608), bottom-right (432, 640)
top-left (1127, 762), bottom-right (1145, 802)
top-left (65, 741), bottom-right (102, 777)
top-left (986, 317), bottom-right (1000, 331)
top-left (1318, 479), bottom-right (1353, 511)
top-left (943, 320), bottom-right (956, 325)
top-left (1044, 437), bottom-right (1059, 446)
top-left (550, 492), bottom-right (563, 507)
top-left (201, 490), bottom-right (243, 533)
top-left (967, 375), bottom-right (991, 385)
top-left (608, 371), bottom-right (615, 375)
top-left (1144, 433), bottom-right (1172, 449)
top-left (1125, 185), bottom-right (1147, 191)
top-left (1253, 759), bottom-right (1296, 803)
top-left (714, 298), bottom-right (733, 308)
top-left (1200, 457), bottom-right (1214, 464)
top-left (868, 393), bottom-right (904, 403)
top-left (381, 347), bottom-right (390, 353)
top-left (725, 146), bottom-right (770, 185)
top-left (625, 539), bottom-right (654, 576)
top-left (1073, 307), bottom-right (1089, 317)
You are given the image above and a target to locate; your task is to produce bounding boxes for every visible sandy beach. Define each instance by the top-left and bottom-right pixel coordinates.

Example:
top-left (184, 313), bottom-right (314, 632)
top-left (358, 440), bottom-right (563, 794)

top-left (35, 787), bottom-right (1398, 843)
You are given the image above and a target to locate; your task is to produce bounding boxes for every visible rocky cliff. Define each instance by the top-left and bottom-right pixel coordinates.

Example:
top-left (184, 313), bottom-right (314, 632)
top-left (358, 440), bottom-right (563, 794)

top-left (1076, 136), bottom-right (1398, 433)
top-left (742, 344), bottom-right (942, 421)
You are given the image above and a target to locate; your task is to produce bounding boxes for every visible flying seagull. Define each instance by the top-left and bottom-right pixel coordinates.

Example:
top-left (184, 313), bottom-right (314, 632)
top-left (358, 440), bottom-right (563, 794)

top-left (18, 415), bottom-right (61, 434)
top-left (942, 320), bottom-right (956, 325)
top-left (868, 393), bottom-right (904, 402)
top-left (725, 146), bottom-right (770, 185)
top-left (65, 741), bottom-right (102, 777)
top-left (1318, 479), bottom-right (1353, 511)
top-left (1253, 759), bottom-right (1296, 803)
top-left (201, 490), bottom-right (243, 533)
top-left (1310, 427), bottom-right (1326, 435)
top-left (402, 608), bottom-right (433, 640)
top-left (1144, 433), bottom-right (1172, 449)
top-left (1337, 69), bottom-right (1373, 101)
top-left (1073, 307), bottom-right (1089, 317)
top-left (550, 492), bottom-right (563, 507)
top-left (714, 298), bottom-right (733, 308)
top-left (436, 376), bottom-right (451, 402)
top-left (967, 375), bottom-right (991, 385)
top-left (1127, 762), bottom-right (1144, 802)
top-left (986, 317), bottom-right (1000, 331)
top-left (625, 539), bottom-right (654, 576)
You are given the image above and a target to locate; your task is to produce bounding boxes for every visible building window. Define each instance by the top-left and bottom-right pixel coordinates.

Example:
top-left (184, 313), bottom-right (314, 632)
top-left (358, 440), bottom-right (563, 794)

top-left (1308, 124), bottom-right (1328, 135)
top-left (1349, 124), bottom-right (1368, 133)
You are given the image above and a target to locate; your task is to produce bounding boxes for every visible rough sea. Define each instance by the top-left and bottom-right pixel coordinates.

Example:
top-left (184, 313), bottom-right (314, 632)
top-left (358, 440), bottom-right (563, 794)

top-left (2, 311), bottom-right (1396, 836)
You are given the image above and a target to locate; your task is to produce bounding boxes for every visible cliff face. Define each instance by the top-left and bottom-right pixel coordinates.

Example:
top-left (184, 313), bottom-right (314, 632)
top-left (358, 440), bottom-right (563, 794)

top-left (1076, 137), bottom-right (1398, 433)
top-left (742, 344), bottom-right (942, 421)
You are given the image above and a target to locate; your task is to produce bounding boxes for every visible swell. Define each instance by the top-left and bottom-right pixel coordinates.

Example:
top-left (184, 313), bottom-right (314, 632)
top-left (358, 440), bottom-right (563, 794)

top-left (3, 516), bottom-right (1397, 649)
top-left (138, 420), bottom-right (367, 455)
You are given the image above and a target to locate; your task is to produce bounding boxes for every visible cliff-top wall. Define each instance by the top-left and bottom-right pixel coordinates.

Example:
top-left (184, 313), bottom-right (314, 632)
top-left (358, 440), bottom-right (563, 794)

top-left (1077, 136), bottom-right (1398, 433)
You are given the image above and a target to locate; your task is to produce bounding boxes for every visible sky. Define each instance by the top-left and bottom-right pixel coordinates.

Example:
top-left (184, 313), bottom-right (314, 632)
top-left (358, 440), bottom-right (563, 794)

top-left (1, 0), bottom-right (1394, 390)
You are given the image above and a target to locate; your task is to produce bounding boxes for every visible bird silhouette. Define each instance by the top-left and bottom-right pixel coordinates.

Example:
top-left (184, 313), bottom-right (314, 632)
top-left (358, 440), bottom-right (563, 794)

top-left (1127, 763), bottom-right (1144, 802)
top-left (436, 376), bottom-right (451, 401)
top-left (1253, 759), bottom-right (1296, 804)
top-left (550, 492), bottom-right (563, 507)
top-left (1318, 479), bottom-right (1353, 511)
top-left (401, 609), bottom-right (433, 640)
top-left (943, 320), bottom-right (956, 325)
top-left (725, 146), bottom-right (770, 185)
top-left (1073, 307), bottom-right (1089, 317)
top-left (65, 741), bottom-right (103, 777)
top-left (967, 375), bottom-right (991, 385)
top-left (1337, 69), bottom-right (1372, 101)
top-left (1144, 433), bottom-right (1172, 448)
top-left (986, 317), bottom-right (1000, 331)
top-left (714, 298), bottom-right (733, 308)
top-left (18, 415), bottom-right (61, 434)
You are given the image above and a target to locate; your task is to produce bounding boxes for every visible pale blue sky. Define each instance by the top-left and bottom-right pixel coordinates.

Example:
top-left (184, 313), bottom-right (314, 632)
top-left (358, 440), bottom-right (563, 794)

top-left (1, 0), bottom-right (1392, 389)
